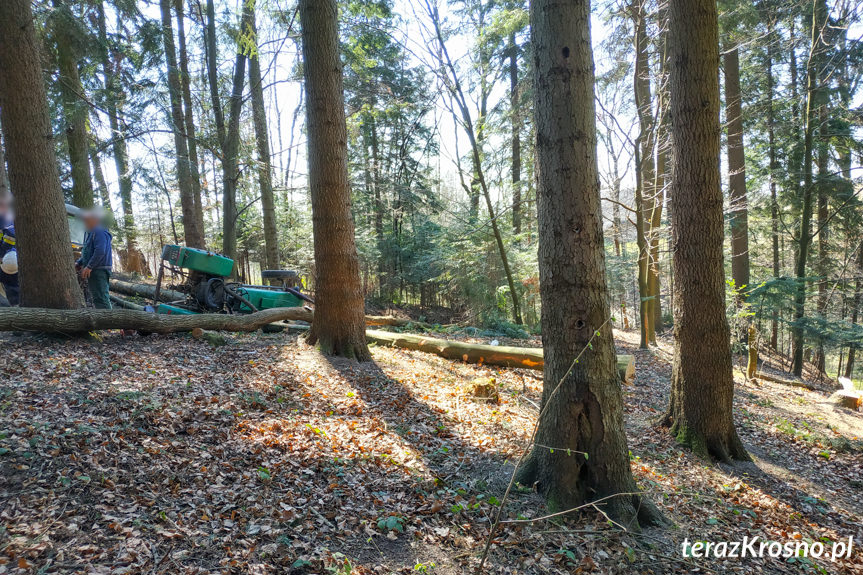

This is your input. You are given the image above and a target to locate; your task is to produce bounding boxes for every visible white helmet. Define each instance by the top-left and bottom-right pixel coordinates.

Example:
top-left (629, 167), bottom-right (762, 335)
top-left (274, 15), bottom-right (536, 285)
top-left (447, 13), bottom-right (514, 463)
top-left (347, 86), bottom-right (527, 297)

top-left (1, 250), bottom-right (18, 275)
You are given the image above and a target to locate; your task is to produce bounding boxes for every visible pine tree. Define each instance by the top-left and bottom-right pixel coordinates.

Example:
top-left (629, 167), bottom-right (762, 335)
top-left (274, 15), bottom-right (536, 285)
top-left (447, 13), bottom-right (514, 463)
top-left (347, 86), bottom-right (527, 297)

top-left (301, 0), bottom-right (371, 360)
top-left (661, 0), bottom-right (748, 461)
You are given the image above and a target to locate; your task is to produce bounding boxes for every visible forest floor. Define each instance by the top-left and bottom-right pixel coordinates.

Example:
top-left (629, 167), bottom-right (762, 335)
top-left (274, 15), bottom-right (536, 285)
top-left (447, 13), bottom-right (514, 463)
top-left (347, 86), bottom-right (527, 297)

top-left (0, 327), bottom-right (861, 574)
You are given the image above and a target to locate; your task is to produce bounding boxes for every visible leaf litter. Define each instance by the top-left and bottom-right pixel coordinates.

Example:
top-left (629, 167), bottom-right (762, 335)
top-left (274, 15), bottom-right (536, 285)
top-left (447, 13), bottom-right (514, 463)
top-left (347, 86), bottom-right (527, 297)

top-left (0, 328), bottom-right (860, 574)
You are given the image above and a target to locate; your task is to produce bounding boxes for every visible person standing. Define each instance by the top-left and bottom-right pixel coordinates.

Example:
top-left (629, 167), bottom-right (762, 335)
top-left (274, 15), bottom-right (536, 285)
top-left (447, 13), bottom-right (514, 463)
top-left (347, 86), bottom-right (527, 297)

top-left (76, 209), bottom-right (112, 309)
top-left (0, 195), bottom-right (19, 306)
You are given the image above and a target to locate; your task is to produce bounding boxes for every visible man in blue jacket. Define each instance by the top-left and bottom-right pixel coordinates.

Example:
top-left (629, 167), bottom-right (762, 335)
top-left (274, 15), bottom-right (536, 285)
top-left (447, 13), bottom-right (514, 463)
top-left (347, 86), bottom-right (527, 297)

top-left (76, 209), bottom-right (113, 309)
top-left (0, 195), bottom-right (19, 306)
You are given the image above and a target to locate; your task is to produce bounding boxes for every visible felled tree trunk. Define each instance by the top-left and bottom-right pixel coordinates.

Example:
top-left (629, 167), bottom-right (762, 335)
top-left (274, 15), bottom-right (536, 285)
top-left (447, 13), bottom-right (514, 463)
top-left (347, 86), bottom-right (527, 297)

top-left (109, 279), bottom-right (185, 303)
top-left (0, 307), bottom-right (312, 334)
top-left (368, 329), bottom-right (635, 380)
top-left (367, 330), bottom-right (543, 370)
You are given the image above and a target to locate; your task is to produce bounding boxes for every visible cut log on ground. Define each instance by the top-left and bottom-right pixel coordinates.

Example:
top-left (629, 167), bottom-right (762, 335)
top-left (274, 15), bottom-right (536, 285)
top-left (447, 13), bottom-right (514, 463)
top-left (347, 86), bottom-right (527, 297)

top-left (755, 371), bottom-right (817, 391)
top-left (619, 354), bottom-right (635, 385)
top-left (367, 329), bottom-right (543, 369)
top-left (0, 307), bottom-right (313, 334)
top-left (109, 279), bottom-right (185, 303)
top-left (110, 295), bottom-right (146, 311)
top-left (836, 389), bottom-right (862, 410)
top-left (366, 329), bottom-right (635, 380)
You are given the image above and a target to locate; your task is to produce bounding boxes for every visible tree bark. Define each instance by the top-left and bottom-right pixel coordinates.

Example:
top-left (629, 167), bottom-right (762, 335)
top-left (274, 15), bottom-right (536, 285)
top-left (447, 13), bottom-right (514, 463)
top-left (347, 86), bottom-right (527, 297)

top-left (220, 5), bottom-right (252, 269)
top-left (0, 0), bottom-right (83, 309)
top-left (96, 0), bottom-right (137, 260)
top-left (845, 243), bottom-right (862, 378)
top-left (89, 143), bottom-right (117, 231)
top-left (0, 307), bottom-right (309, 334)
top-left (300, 0), bottom-right (371, 361)
top-left (249, 4), bottom-right (280, 272)
top-left (175, 0), bottom-right (206, 241)
top-left (632, 0), bottom-right (656, 346)
top-left (521, 0), bottom-right (661, 527)
top-left (509, 32), bottom-right (522, 235)
top-left (159, 0), bottom-right (204, 248)
top-left (724, 47), bottom-right (750, 300)
top-left (51, 0), bottom-right (94, 209)
top-left (0, 129), bottom-right (8, 198)
top-left (791, 0), bottom-right (827, 376)
top-left (650, 2), bottom-right (670, 333)
top-left (766, 17), bottom-right (780, 349)
top-left (662, 0), bottom-right (747, 461)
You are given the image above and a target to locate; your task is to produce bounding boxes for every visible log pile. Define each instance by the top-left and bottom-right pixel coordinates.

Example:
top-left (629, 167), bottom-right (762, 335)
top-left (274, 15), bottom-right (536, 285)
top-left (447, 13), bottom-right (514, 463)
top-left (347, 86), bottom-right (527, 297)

top-left (109, 279), bottom-right (185, 303)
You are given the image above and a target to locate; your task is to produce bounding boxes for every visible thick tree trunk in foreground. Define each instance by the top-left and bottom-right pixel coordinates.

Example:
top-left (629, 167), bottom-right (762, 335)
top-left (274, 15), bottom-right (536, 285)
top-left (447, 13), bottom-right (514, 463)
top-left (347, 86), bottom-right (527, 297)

top-left (662, 0), bottom-right (747, 461)
top-left (249, 5), bottom-right (280, 272)
top-left (724, 47), bottom-right (750, 300)
top-left (521, 0), bottom-right (661, 527)
top-left (0, 307), bottom-right (308, 334)
top-left (0, 131), bottom-right (8, 198)
top-left (52, 0), bottom-right (94, 209)
top-left (300, 0), bottom-right (370, 361)
top-left (159, 0), bottom-right (204, 248)
top-left (0, 0), bottom-right (83, 309)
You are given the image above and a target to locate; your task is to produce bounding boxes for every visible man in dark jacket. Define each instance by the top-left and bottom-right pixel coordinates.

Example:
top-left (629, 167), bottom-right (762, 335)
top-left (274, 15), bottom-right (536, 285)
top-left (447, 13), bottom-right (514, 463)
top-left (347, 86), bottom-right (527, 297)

top-left (0, 195), bottom-right (19, 306)
top-left (76, 209), bottom-right (113, 309)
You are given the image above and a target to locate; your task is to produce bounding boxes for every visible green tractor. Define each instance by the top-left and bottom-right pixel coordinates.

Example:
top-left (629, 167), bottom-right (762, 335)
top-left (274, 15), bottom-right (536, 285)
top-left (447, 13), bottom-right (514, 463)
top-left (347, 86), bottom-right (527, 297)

top-left (153, 244), bottom-right (313, 315)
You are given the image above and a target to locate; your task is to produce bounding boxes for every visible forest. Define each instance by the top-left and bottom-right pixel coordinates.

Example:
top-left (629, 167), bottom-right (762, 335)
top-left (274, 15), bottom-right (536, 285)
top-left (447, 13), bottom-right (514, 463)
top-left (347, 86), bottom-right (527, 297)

top-left (0, 0), bottom-right (861, 573)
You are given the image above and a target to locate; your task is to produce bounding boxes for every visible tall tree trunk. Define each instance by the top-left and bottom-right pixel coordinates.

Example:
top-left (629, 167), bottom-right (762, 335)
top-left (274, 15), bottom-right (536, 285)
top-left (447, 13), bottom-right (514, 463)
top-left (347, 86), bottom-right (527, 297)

top-left (521, 0), bottom-right (662, 527)
top-left (791, 0), bottom-right (827, 376)
top-left (662, 0), bottom-right (747, 462)
top-left (96, 0), bottom-right (137, 259)
top-left (766, 17), bottom-right (780, 349)
top-left (0, 0), bottom-right (83, 309)
top-left (724, 47), bottom-right (750, 301)
top-left (509, 32), bottom-right (522, 235)
top-left (650, 1), bottom-right (670, 333)
top-left (89, 143), bottom-right (117, 232)
top-left (370, 120), bottom-right (385, 297)
top-left (175, 0), bottom-right (206, 241)
top-left (159, 0), bottom-right (204, 248)
top-left (632, 0), bottom-right (656, 345)
top-left (249, 5), bottom-right (279, 273)
top-left (300, 0), bottom-right (371, 361)
top-left (220, 6), bottom-right (251, 269)
top-left (845, 243), bottom-right (863, 378)
top-left (52, 0), bottom-right (94, 209)
top-left (427, 6), bottom-right (522, 325)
